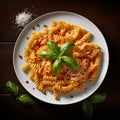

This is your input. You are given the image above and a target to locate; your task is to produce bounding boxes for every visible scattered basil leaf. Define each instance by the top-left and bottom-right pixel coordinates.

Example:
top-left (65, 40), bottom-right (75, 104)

top-left (53, 58), bottom-right (62, 76)
top-left (81, 100), bottom-right (93, 120)
top-left (17, 94), bottom-right (35, 105)
top-left (40, 51), bottom-right (58, 60)
top-left (6, 81), bottom-right (35, 105)
top-left (60, 41), bottom-right (74, 56)
top-left (47, 41), bottom-right (60, 54)
top-left (6, 80), bottom-right (19, 97)
top-left (81, 93), bottom-right (107, 119)
top-left (89, 93), bottom-right (107, 104)
top-left (62, 56), bottom-right (80, 71)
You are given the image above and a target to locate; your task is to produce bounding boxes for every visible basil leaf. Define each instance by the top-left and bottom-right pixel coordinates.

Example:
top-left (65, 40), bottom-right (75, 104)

top-left (40, 51), bottom-right (58, 60)
top-left (47, 41), bottom-right (60, 54)
top-left (60, 42), bottom-right (74, 56)
top-left (62, 56), bottom-right (80, 71)
top-left (17, 94), bottom-right (35, 105)
top-left (6, 81), bottom-right (19, 97)
top-left (89, 93), bottom-right (107, 104)
top-left (81, 100), bottom-right (93, 120)
top-left (53, 58), bottom-right (62, 76)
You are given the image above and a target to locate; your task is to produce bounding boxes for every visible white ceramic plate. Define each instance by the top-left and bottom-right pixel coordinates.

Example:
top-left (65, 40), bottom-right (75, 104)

top-left (13, 11), bottom-right (109, 105)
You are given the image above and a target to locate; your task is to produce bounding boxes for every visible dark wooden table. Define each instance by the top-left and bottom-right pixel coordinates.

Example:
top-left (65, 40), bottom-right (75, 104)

top-left (1, 0), bottom-right (120, 120)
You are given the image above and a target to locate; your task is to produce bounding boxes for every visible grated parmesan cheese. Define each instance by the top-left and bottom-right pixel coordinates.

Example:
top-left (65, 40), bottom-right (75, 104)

top-left (15, 11), bottom-right (32, 27)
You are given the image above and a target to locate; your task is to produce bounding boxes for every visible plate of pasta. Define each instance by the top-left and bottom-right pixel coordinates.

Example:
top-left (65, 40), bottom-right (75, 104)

top-left (13, 11), bottom-right (109, 105)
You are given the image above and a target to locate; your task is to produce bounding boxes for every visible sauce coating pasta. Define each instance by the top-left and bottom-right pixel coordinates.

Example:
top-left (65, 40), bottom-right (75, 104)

top-left (22, 20), bottom-right (102, 100)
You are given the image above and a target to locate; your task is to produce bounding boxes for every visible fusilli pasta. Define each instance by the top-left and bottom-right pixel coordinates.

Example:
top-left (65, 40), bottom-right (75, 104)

top-left (22, 20), bottom-right (102, 100)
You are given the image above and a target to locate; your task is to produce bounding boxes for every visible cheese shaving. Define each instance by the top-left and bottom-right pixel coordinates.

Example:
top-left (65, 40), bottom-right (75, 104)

top-left (15, 11), bottom-right (32, 27)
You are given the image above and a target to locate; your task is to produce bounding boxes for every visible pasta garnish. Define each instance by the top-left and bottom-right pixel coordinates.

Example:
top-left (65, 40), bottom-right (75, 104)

top-left (22, 20), bottom-right (102, 100)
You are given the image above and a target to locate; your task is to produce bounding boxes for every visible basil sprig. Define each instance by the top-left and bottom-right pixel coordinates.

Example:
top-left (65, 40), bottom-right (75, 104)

top-left (6, 81), bottom-right (35, 105)
top-left (40, 41), bottom-right (80, 76)
top-left (81, 93), bottom-right (107, 119)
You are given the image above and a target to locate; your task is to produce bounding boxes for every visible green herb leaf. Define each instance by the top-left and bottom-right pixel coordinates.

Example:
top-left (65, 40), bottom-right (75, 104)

top-left (62, 56), bottom-right (80, 71)
top-left (60, 41), bottom-right (74, 56)
top-left (89, 93), bottom-right (107, 104)
top-left (47, 41), bottom-right (60, 54)
top-left (6, 81), bottom-right (19, 97)
top-left (40, 41), bottom-right (80, 76)
top-left (53, 58), bottom-right (62, 76)
top-left (17, 94), bottom-right (35, 105)
top-left (40, 51), bottom-right (58, 60)
top-left (81, 100), bottom-right (93, 120)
